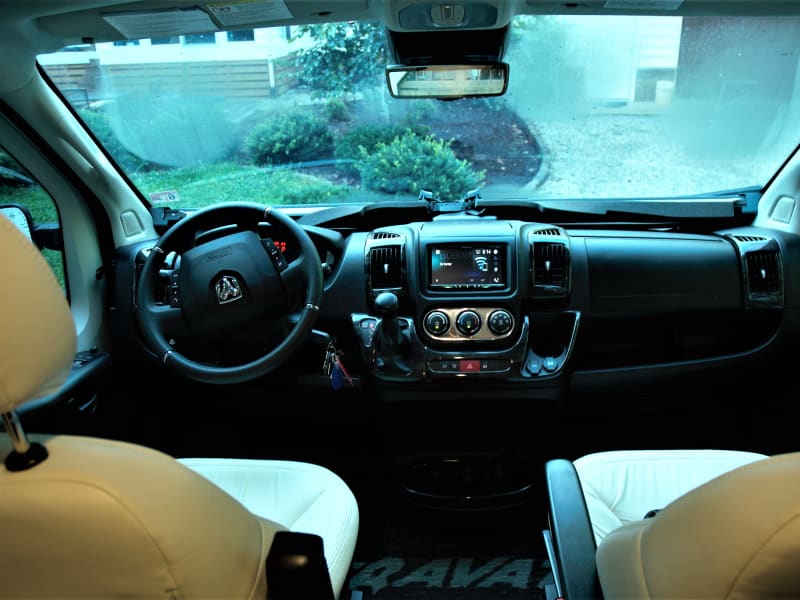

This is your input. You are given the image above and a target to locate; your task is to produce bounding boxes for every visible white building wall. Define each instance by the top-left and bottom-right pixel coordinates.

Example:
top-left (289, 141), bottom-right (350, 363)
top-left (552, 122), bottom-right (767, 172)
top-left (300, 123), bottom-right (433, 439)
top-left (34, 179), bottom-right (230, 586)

top-left (37, 26), bottom-right (311, 67)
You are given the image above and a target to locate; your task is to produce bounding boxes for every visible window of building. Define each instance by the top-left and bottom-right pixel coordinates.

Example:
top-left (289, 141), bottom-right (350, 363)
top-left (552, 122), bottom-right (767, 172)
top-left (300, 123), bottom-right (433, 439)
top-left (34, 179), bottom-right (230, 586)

top-left (151, 36), bottom-right (180, 45)
top-left (183, 32), bottom-right (216, 44)
top-left (227, 29), bottom-right (255, 42)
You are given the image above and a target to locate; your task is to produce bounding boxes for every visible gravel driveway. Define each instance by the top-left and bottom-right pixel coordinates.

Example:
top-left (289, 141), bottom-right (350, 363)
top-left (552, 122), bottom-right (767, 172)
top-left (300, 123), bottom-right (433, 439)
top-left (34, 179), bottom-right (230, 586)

top-left (522, 108), bottom-right (777, 200)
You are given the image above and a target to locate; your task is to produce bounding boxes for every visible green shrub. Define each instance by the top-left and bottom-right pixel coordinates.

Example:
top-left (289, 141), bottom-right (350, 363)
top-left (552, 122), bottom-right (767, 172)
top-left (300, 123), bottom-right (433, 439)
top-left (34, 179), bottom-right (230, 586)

top-left (334, 123), bottom-right (432, 176)
top-left (357, 132), bottom-right (485, 200)
top-left (245, 111), bottom-right (334, 166)
top-left (76, 108), bottom-right (148, 172)
top-left (335, 123), bottom-right (427, 160)
top-left (325, 97), bottom-right (351, 122)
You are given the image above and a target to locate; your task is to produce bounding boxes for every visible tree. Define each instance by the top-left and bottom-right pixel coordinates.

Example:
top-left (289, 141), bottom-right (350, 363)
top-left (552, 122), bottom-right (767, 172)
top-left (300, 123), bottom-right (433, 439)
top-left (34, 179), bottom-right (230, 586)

top-left (295, 21), bottom-right (387, 98)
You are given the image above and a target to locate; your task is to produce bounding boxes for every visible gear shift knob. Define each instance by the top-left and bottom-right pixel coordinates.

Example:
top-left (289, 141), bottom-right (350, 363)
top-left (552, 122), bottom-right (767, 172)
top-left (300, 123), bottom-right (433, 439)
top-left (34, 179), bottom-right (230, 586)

top-left (375, 291), bottom-right (399, 317)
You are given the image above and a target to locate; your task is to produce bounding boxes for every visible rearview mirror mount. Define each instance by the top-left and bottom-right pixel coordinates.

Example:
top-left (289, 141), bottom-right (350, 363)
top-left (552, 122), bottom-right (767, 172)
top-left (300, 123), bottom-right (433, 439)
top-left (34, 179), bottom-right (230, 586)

top-left (385, 64), bottom-right (509, 99)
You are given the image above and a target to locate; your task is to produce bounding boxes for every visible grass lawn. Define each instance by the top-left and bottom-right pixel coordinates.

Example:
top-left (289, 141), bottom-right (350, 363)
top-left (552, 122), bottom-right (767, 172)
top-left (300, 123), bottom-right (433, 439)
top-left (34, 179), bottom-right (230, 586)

top-left (1, 162), bottom-right (358, 291)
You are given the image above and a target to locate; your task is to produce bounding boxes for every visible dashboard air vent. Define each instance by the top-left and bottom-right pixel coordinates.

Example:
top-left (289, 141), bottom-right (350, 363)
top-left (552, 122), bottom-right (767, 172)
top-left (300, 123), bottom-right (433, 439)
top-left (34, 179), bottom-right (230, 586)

top-left (369, 244), bottom-right (404, 291)
top-left (535, 227), bottom-right (563, 237)
top-left (725, 232), bottom-right (783, 309)
top-left (372, 232), bottom-right (402, 241)
top-left (532, 241), bottom-right (570, 297)
top-left (731, 234), bottom-right (768, 243)
top-left (744, 250), bottom-right (782, 305)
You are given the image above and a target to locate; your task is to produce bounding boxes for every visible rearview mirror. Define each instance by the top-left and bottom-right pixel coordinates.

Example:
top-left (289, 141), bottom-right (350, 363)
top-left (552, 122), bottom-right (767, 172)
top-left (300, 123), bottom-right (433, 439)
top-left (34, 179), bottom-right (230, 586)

top-left (385, 64), bottom-right (509, 99)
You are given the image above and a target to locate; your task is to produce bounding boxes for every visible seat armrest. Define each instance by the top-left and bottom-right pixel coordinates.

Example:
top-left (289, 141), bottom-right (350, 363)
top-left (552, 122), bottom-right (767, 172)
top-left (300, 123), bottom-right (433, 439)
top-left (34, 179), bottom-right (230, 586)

top-left (266, 531), bottom-right (335, 600)
top-left (543, 458), bottom-right (603, 600)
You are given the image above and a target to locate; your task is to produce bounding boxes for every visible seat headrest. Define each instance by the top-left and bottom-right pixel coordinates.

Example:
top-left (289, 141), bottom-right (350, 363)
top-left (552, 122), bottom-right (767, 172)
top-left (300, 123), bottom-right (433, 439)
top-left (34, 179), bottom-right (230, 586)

top-left (0, 215), bottom-right (76, 413)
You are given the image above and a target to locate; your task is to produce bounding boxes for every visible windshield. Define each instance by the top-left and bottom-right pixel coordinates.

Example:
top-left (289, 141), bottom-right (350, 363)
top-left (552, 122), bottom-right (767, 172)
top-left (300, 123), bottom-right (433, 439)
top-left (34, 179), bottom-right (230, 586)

top-left (38, 14), bottom-right (800, 208)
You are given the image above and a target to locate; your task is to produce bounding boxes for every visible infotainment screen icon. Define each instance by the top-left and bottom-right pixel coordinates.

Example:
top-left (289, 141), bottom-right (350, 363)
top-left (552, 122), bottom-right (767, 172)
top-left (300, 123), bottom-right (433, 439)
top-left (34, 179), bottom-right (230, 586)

top-left (429, 244), bottom-right (506, 290)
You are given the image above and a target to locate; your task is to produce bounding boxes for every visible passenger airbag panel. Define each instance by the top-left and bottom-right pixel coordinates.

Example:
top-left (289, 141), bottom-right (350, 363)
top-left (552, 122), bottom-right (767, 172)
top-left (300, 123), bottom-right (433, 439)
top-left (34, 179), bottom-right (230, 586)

top-left (586, 237), bottom-right (741, 316)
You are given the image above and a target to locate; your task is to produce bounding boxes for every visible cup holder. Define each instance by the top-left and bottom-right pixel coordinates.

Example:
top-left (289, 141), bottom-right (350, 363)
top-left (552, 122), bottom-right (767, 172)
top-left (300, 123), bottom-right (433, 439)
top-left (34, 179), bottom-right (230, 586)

top-left (394, 452), bottom-right (534, 510)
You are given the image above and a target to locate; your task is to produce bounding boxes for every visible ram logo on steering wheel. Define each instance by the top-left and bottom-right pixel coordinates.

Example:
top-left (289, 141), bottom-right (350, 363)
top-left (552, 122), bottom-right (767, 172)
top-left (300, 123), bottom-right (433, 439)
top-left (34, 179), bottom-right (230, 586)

top-left (214, 274), bottom-right (242, 304)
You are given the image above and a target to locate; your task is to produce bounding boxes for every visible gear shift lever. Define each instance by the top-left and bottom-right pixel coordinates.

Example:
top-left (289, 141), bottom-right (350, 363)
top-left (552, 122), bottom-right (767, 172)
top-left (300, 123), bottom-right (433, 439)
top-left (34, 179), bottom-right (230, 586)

top-left (374, 291), bottom-right (412, 374)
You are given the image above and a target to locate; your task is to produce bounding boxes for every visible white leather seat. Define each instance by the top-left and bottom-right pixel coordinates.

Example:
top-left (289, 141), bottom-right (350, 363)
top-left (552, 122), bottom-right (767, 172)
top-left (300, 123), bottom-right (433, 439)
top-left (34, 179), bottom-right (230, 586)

top-left (575, 448), bottom-right (768, 546)
top-left (594, 450), bottom-right (800, 599)
top-left (544, 448), bottom-right (800, 600)
top-left (0, 214), bottom-right (359, 599)
top-left (179, 457), bottom-right (359, 592)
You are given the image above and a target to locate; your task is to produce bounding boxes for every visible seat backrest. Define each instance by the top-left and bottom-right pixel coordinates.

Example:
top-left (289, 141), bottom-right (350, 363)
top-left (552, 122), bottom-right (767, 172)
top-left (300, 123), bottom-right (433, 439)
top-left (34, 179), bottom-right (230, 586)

top-left (574, 448), bottom-right (767, 545)
top-left (596, 451), bottom-right (800, 599)
top-left (544, 449), bottom-right (775, 600)
top-left (0, 433), bottom-right (281, 598)
top-left (0, 214), bottom-right (281, 598)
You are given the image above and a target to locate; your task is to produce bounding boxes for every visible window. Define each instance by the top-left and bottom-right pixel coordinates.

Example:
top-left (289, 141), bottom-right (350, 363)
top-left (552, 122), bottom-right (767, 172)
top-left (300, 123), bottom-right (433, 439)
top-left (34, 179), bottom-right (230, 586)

top-left (183, 33), bottom-right (216, 44)
top-left (227, 29), bottom-right (255, 42)
top-left (0, 147), bottom-right (66, 291)
top-left (151, 36), bottom-right (180, 45)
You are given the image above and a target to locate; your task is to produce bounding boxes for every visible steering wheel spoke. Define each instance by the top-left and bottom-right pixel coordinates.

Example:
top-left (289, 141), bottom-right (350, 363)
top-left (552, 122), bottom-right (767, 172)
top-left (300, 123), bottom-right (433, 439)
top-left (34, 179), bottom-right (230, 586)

top-left (135, 202), bottom-right (323, 384)
top-left (281, 257), bottom-right (313, 307)
top-left (145, 303), bottom-right (190, 341)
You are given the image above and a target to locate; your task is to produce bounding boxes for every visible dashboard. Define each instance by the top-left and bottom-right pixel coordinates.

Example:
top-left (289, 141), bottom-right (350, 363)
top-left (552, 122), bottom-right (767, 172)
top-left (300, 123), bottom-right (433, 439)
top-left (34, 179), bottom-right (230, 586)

top-left (334, 213), bottom-right (788, 392)
top-left (99, 200), bottom-right (800, 510)
top-left (115, 203), bottom-right (797, 409)
top-left (106, 202), bottom-right (800, 492)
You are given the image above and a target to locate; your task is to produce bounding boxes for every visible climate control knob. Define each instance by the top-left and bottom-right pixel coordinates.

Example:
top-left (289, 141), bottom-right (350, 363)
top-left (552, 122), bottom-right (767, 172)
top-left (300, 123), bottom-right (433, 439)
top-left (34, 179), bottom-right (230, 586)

top-left (456, 310), bottom-right (482, 336)
top-left (424, 310), bottom-right (450, 336)
top-left (487, 309), bottom-right (513, 335)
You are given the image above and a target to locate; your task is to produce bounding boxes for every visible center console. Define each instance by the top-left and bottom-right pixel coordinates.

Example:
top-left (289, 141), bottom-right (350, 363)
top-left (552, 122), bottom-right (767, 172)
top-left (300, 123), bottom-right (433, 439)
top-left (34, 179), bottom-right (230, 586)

top-left (351, 216), bottom-right (579, 385)
top-left (349, 215), bottom-right (581, 509)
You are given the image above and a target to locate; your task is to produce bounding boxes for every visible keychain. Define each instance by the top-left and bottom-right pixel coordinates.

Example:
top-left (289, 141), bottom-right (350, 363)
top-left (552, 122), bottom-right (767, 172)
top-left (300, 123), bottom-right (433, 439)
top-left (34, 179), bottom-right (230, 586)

top-left (331, 351), bottom-right (353, 390)
top-left (322, 338), bottom-right (353, 390)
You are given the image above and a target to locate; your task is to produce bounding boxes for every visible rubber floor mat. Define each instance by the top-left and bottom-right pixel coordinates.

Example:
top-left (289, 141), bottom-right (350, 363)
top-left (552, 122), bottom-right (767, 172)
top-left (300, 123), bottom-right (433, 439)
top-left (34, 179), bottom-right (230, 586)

top-left (345, 555), bottom-right (552, 599)
top-left (342, 487), bottom-right (552, 599)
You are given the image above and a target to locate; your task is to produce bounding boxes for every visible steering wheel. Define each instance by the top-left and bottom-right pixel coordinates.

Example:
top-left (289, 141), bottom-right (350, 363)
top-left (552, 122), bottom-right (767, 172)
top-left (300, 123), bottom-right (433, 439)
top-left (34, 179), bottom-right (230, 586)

top-left (135, 202), bottom-right (323, 384)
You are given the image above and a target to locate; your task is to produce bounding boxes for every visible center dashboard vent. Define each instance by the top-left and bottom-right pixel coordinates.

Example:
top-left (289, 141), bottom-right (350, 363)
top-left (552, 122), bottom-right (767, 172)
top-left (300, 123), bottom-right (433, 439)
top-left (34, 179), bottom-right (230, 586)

top-left (725, 232), bottom-right (783, 308)
top-left (367, 232), bottom-right (406, 294)
top-left (529, 226), bottom-right (571, 299)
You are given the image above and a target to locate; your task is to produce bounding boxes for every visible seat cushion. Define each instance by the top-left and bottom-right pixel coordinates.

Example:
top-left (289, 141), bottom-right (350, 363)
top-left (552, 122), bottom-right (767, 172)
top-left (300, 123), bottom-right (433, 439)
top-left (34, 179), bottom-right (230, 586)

top-left (179, 458), bottom-right (359, 599)
top-left (575, 449), bottom-right (768, 545)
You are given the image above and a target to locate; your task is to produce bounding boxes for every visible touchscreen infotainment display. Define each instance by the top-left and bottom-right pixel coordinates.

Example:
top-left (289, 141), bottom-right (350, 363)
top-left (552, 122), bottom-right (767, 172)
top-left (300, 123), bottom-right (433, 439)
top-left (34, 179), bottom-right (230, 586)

top-left (429, 244), bottom-right (506, 290)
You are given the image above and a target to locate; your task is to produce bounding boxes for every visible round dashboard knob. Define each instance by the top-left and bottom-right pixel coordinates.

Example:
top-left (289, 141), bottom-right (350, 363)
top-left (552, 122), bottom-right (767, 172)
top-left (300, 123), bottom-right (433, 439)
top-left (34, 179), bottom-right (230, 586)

top-left (456, 310), bottom-right (482, 336)
top-left (424, 310), bottom-right (450, 336)
top-left (487, 309), bottom-right (513, 335)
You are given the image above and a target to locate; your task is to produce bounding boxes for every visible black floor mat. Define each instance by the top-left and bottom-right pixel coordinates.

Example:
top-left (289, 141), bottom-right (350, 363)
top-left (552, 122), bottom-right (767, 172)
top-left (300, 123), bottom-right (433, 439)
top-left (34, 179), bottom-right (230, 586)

top-left (342, 481), bottom-right (551, 599)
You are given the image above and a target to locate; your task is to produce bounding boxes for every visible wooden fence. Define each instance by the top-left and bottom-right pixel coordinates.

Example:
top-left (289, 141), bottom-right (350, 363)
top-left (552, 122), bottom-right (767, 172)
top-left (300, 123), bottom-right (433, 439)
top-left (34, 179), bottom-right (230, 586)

top-left (42, 52), bottom-right (302, 102)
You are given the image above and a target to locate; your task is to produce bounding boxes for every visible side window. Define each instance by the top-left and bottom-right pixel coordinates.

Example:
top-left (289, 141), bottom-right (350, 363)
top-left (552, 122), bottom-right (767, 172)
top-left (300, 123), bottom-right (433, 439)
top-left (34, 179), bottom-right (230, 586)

top-left (0, 147), bottom-right (66, 292)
